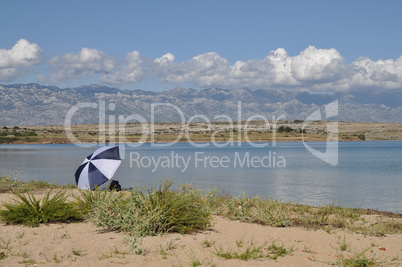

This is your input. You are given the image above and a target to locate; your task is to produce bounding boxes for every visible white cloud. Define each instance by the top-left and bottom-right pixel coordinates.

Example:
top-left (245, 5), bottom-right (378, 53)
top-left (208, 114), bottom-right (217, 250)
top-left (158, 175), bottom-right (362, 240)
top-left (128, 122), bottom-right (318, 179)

top-left (152, 47), bottom-right (342, 89)
top-left (290, 46), bottom-right (346, 83)
top-left (154, 53), bottom-right (175, 64)
top-left (100, 51), bottom-right (147, 84)
top-left (263, 48), bottom-right (295, 85)
top-left (0, 39), bottom-right (42, 81)
top-left (152, 46), bottom-right (402, 91)
top-left (39, 47), bottom-right (116, 83)
top-left (154, 52), bottom-right (231, 86)
top-left (2, 39), bottom-right (402, 91)
top-left (348, 56), bottom-right (402, 89)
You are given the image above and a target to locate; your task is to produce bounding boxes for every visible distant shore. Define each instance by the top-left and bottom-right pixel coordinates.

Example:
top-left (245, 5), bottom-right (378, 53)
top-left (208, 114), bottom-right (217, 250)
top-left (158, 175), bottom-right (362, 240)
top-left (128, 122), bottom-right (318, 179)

top-left (2, 120), bottom-right (402, 145)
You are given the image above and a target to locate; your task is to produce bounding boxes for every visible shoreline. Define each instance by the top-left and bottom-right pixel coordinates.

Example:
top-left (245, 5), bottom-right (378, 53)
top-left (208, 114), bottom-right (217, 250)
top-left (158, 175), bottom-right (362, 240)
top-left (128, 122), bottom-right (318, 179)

top-left (0, 138), bottom-right (380, 145)
top-left (3, 120), bottom-right (402, 145)
top-left (1, 178), bottom-right (401, 215)
top-left (0, 181), bottom-right (401, 266)
top-left (1, 177), bottom-right (401, 217)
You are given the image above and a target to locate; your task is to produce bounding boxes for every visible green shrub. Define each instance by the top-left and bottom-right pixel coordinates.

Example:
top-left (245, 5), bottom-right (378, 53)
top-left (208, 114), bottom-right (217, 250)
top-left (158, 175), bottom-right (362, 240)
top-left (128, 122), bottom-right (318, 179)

top-left (277, 126), bottom-right (293, 133)
top-left (0, 190), bottom-right (83, 226)
top-left (162, 184), bottom-right (212, 233)
top-left (86, 188), bottom-right (169, 236)
top-left (25, 131), bottom-right (38, 137)
top-left (85, 180), bottom-right (212, 236)
top-left (74, 188), bottom-right (124, 215)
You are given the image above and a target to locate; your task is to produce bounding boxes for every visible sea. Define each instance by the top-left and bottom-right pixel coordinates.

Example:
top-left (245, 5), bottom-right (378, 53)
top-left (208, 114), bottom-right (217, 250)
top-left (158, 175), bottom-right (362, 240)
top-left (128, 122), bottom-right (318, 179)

top-left (0, 141), bottom-right (401, 212)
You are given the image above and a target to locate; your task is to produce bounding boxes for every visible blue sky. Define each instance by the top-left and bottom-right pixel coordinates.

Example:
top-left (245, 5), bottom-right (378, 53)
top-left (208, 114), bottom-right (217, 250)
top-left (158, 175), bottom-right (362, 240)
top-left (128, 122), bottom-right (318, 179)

top-left (0, 0), bottom-right (401, 92)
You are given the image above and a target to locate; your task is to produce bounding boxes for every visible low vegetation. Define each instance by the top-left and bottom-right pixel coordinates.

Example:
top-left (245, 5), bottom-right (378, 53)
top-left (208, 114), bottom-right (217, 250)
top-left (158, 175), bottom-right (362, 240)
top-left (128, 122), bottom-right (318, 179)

top-left (85, 180), bottom-right (212, 236)
top-left (0, 177), bottom-right (400, 265)
top-left (329, 238), bottom-right (386, 266)
top-left (0, 177), bottom-right (401, 238)
top-left (0, 175), bottom-right (75, 193)
top-left (214, 240), bottom-right (293, 260)
top-left (0, 128), bottom-right (39, 144)
top-left (207, 192), bottom-right (402, 236)
top-left (0, 190), bottom-right (83, 226)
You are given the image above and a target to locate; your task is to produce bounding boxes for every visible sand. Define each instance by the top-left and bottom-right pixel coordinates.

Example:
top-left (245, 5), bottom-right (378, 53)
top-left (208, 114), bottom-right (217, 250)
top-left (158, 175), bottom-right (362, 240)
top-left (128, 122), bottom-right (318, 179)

top-left (0, 192), bottom-right (401, 266)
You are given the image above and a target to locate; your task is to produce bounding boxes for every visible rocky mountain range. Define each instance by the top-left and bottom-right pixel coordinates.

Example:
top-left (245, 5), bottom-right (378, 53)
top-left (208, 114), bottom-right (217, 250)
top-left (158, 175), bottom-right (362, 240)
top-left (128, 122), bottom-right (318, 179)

top-left (1, 83), bottom-right (402, 126)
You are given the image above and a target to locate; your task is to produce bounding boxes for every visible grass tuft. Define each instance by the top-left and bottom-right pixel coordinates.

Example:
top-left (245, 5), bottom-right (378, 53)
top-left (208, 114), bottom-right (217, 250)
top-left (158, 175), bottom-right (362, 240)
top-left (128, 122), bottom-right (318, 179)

top-left (0, 190), bottom-right (83, 226)
top-left (334, 248), bottom-right (385, 266)
top-left (85, 179), bottom-right (212, 236)
top-left (214, 240), bottom-right (293, 260)
top-left (72, 249), bottom-right (87, 256)
top-left (201, 239), bottom-right (216, 248)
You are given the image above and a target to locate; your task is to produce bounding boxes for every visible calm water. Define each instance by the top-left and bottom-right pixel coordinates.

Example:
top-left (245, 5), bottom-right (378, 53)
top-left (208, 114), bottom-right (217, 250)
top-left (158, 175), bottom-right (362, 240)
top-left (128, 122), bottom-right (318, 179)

top-left (0, 141), bottom-right (401, 212)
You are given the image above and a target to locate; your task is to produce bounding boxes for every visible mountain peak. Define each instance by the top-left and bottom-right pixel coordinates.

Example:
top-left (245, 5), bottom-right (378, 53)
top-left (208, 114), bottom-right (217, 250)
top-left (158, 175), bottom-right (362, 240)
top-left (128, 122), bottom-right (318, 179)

top-left (0, 84), bottom-right (401, 126)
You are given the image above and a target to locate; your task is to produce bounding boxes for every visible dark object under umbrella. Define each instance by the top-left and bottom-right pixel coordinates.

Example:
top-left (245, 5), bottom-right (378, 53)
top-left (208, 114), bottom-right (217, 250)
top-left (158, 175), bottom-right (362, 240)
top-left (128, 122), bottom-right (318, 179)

top-left (75, 146), bottom-right (121, 190)
top-left (109, 180), bottom-right (122, 191)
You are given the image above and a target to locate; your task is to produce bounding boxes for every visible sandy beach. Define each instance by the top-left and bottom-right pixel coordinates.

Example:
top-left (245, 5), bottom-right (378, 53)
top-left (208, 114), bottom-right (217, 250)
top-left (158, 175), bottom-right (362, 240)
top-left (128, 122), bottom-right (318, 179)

top-left (0, 191), bottom-right (401, 266)
top-left (2, 2), bottom-right (402, 267)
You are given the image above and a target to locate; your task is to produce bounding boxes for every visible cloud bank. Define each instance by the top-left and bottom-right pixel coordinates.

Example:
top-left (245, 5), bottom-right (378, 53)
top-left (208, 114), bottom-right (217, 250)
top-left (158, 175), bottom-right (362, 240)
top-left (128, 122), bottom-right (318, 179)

top-left (38, 47), bottom-right (116, 83)
top-left (0, 39), bottom-right (42, 81)
top-left (2, 39), bottom-right (402, 92)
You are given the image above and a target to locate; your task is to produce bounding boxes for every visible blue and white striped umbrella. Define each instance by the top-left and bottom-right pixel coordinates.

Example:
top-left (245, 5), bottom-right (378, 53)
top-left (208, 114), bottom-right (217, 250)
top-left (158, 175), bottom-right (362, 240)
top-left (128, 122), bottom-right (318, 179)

top-left (75, 146), bottom-right (121, 190)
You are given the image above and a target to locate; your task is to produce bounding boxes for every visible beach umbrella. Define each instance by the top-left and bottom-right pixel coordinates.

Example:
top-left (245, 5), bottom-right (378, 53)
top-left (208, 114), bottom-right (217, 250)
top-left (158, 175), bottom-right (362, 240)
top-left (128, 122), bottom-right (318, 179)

top-left (75, 146), bottom-right (121, 190)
